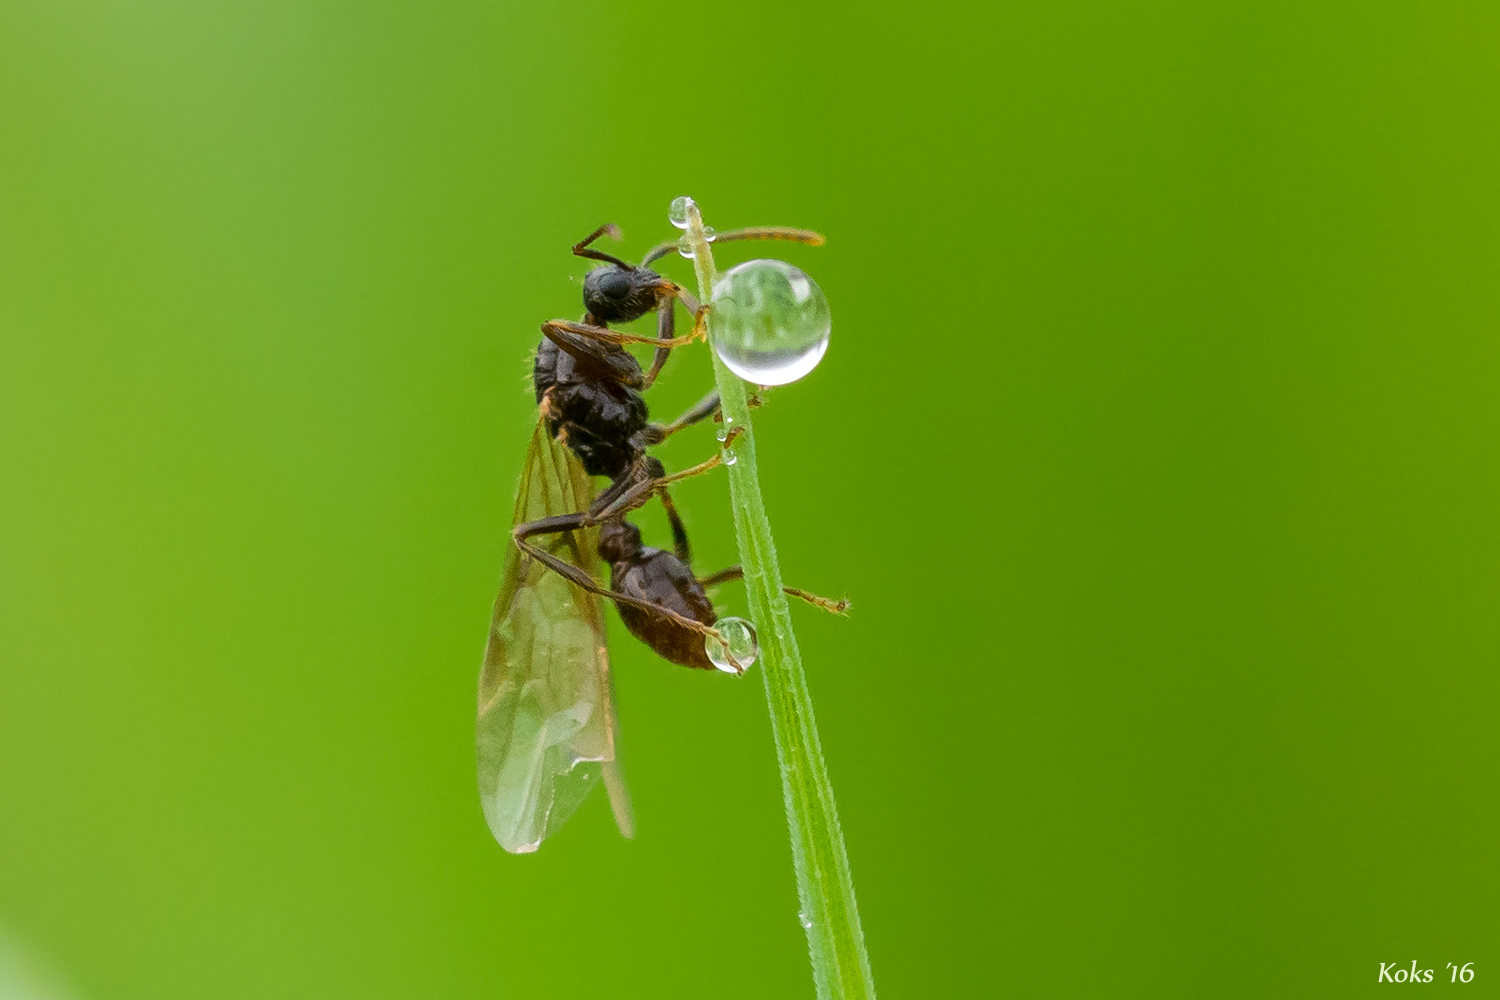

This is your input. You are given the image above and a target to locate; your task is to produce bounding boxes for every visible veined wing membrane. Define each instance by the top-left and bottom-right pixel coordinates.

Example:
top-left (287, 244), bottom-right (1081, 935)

top-left (477, 418), bottom-right (632, 853)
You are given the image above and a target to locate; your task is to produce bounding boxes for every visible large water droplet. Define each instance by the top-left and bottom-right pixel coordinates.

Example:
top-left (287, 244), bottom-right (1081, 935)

top-left (705, 617), bottom-right (758, 674)
top-left (668, 195), bottom-right (694, 230)
top-left (709, 259), bottom-right (831, 385)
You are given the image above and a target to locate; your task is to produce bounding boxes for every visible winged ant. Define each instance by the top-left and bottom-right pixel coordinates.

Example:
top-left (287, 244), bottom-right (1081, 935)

top-left (522, 222), bottom-right (842, 669)
top-left (476, 220), bottom-right (840, 851)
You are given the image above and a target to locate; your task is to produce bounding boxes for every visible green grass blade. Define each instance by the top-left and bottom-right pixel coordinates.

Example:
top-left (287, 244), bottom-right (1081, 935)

top-left (682, 202), bottom-right (877, 1000)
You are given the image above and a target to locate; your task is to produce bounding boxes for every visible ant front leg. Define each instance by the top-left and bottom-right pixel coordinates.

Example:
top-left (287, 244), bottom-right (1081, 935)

top-left (697, 565), bottom-right (851, 615)
top-left (543, 318), bottom-right (700, 353)
top-left (541, 322), bottom-right (648, 389)
top-left (642, 286), bottom-right (708, 390)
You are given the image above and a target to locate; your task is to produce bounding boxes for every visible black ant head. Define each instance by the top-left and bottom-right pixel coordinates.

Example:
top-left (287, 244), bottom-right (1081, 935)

top-left (598, 519), bottom-right (642, 564)
top-left (582, 263), bottom-right (669, 325)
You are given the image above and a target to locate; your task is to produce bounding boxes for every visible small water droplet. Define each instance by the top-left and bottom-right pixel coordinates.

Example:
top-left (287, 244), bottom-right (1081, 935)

top-left (715, 427), bottom-right (728, 442)
top-left (709, 259), bottom-right (831, 385)
top-left (705, 617), bottom-right (758, 673)
top-left (798, 911), bottom-right (814, 929)
top-left (722, 448), bottom-right (737, 466)
top-left (703, 225), bottom-right (717, 243)
top-left (676, 235), bottom-right (695, 259)
top-left (668, 196), bottom-right (694, 230)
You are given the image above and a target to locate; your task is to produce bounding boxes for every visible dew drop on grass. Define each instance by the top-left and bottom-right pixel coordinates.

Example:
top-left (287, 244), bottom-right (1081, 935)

top-left (668, 195), bottom-right (694, 229)
top-left (706, 617), bottom-right (758, 673)
top-left (710, 259), bottom-right (831, 385)
top-left (675, 227), bottom-right (716, 259)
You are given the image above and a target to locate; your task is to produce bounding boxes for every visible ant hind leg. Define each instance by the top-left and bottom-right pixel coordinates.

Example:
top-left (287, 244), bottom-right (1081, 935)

top-left (513, 514), bottom-right (719, 639)
top-left (697, 565), bottom-right (851, 615)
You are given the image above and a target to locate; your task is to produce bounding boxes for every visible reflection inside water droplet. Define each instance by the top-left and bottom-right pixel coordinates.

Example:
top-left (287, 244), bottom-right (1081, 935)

top-left (709, 259), bottom-right (831, 386)
top-left (705, 617), bottom-right (758, 673)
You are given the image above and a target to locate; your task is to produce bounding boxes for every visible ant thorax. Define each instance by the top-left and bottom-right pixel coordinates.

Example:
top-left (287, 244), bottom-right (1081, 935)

top-left (533, 336), bottom-right (649, 479)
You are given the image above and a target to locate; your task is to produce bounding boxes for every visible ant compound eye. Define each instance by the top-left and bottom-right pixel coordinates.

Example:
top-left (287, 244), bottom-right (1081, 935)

top-left (598, 268), bottom-right (631, 298)
top-left (583, 266), bottom-right (634, 312)
top-left (709, 259), bottom-right (830, 386)
top-left (705, 617), bottom-right (758, 674)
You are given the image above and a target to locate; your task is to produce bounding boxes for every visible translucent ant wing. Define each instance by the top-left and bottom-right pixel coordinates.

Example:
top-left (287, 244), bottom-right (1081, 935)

top-left (477, 417), bottom-right (633, 853)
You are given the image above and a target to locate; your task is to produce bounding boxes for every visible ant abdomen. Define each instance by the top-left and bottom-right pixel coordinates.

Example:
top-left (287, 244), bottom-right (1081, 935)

top-left (600, 520), bottom-right (717, 670)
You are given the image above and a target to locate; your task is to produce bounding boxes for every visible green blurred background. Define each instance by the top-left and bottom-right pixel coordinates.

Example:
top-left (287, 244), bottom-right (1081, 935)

top-left (2, 0), bottom-right (1496, 997)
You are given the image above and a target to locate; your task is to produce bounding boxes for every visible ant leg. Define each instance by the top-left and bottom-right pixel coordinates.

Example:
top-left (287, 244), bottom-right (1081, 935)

top-left (641, 291), bottom-right (680, 390)
top-left (640, 227), bottom-right (825, 266)
top-left (546, 425), bottom-right (696, 539)
top-left (697, 566), bottom-right (742, 587)
top-left (539, 438), bottom-right (739, 550)
top-left (585, 432), bottom-right (743, 527)
top-left (542, 323), bottom-right (647, 388)
top-left (571, 224), bottom-right (632, 268)
top-left (657, 490), bottom-right (692, 564)
top-left (650, 427), bottom-right (742, 489)
top-left (589, 465), bottom-right (666, 522)
top-left (697, 565), bottom-right (851, 615)
top-left (543, 317), bottom-right (699, 351)
top-left (639, 285), bottom-right (709, 390)
top-left (783, 587), bottom-right (852, 614)
top-left (513, 514), bottom-right (719, 639)
top-left (643, 391), bottom-right (721, 444)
